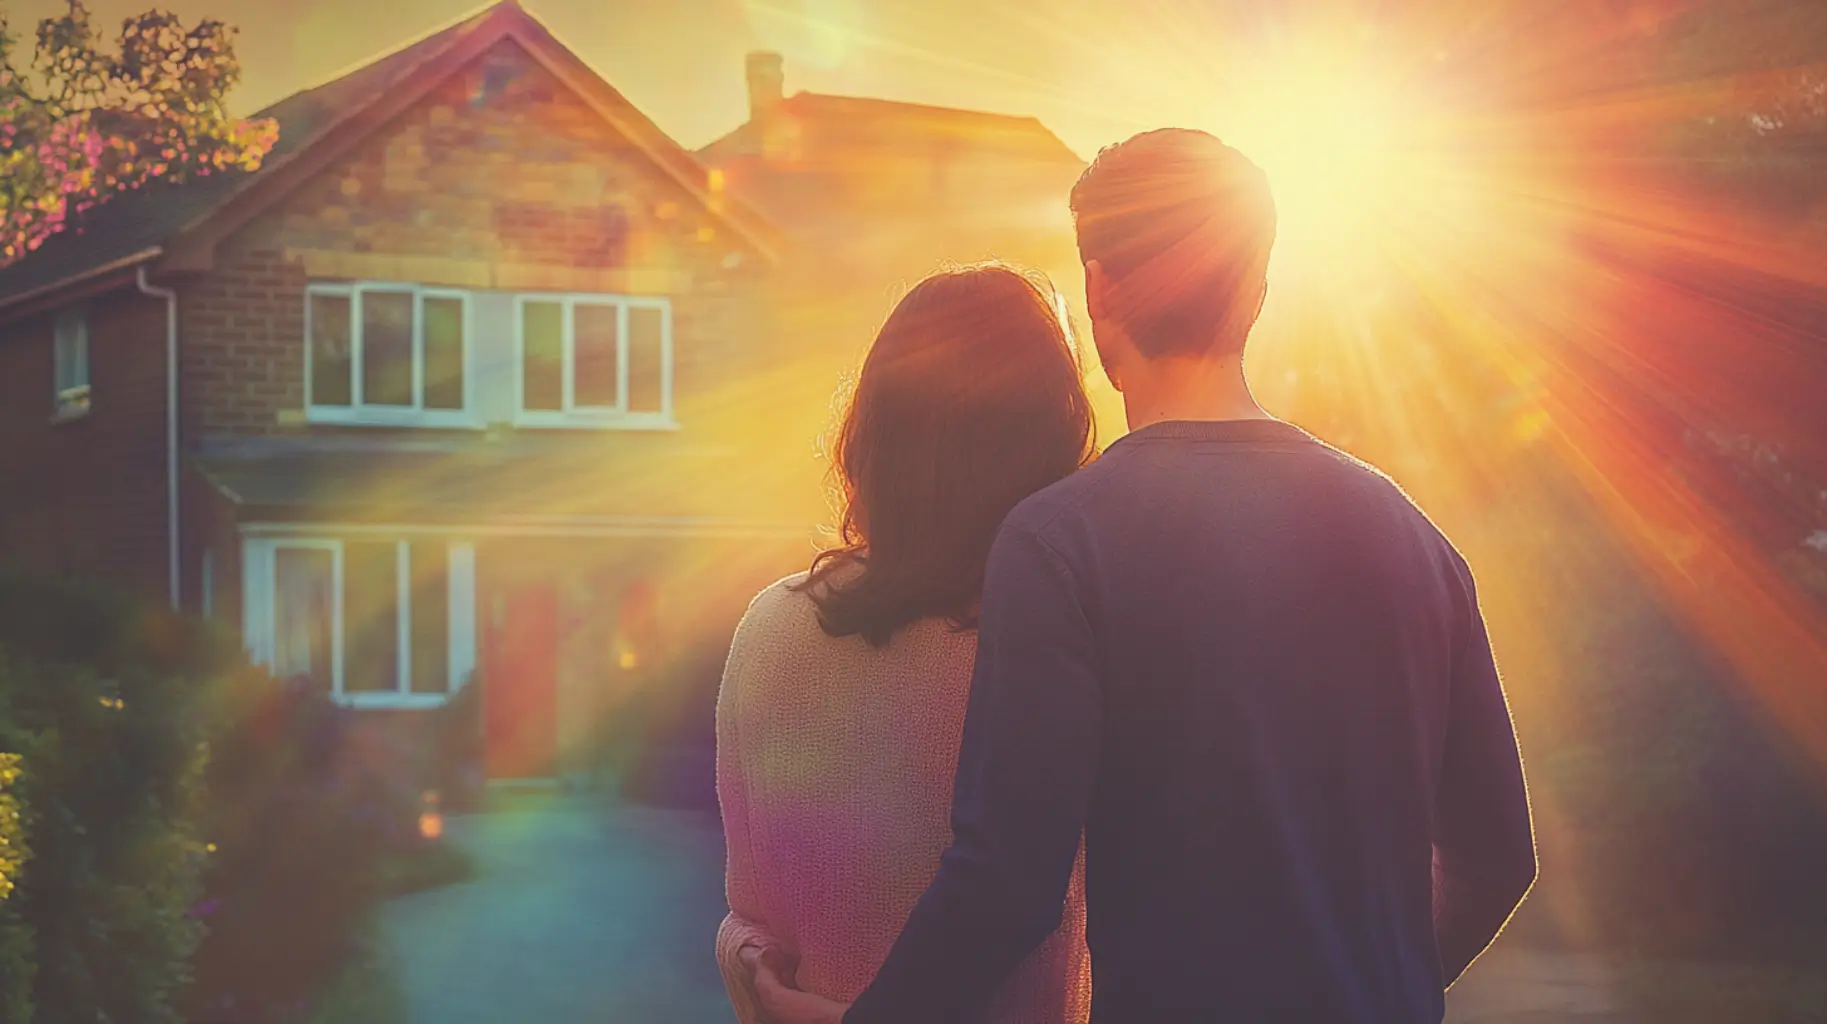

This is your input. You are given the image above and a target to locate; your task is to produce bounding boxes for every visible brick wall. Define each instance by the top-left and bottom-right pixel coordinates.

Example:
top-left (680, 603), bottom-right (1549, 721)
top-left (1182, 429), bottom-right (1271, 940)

top-left (182, 249), bottom-right (309, 438)
top-left (185, 39), bottom-right (768, 439)
top-left (0, 292), bottom-right (174, 603)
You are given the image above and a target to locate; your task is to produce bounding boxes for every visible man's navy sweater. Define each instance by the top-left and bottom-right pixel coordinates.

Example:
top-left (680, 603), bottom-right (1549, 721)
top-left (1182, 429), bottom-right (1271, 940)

top-left (846, 419), bottom-right (1536, 1024)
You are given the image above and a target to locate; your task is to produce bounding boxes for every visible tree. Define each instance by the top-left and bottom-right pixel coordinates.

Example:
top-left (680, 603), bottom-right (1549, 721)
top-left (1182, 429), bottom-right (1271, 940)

top-left (0, 1), bottom-right (276, 265)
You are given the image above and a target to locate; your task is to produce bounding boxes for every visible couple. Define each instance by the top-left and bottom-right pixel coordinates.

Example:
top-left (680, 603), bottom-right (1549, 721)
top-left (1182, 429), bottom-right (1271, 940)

top-left (714, 129), bottom-right (1536, 1023)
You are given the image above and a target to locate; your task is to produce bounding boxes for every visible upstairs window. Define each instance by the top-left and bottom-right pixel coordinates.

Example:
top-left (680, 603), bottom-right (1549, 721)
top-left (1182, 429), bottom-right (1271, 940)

top-left (515, 294), bottom-right (673, 428)
top-left (52, 308), bottom-right (90, 421)
top-left (306, 283), bottom-right (473, 426)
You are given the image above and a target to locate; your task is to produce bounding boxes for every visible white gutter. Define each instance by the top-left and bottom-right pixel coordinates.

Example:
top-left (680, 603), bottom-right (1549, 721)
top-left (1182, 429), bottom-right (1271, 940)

top-left (137, 266), bottom-right (181, 610)
top-left (0, 246), bottom-right (164, 316)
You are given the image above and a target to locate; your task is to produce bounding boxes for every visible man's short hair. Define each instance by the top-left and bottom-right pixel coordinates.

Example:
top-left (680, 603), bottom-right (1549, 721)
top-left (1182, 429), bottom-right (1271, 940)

top-left (1069, 129), bottom-right (1277, 358)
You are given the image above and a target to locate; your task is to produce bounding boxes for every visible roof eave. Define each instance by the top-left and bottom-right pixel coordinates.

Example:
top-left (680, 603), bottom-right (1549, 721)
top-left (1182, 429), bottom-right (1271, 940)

top-left (160, 6), bottom-right (522, 273)
top-left (0, 246), bottom-right (164, 323)
top-left (1, 1), bottom-right (784, 297)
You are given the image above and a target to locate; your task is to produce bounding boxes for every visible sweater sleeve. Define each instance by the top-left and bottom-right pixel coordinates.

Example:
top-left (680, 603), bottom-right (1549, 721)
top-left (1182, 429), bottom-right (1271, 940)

top-left (716, 912), bottom-right (777, 1024)
top-left (846, 525), bottom-right (1101, 1023)
top-left (716, 611), bottom-right (777, 1024)
top-left (1433, 555), bottom-right (1537, 985)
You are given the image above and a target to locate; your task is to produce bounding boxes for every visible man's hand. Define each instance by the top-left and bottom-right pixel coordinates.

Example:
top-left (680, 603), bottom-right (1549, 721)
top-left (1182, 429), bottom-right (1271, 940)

top-left (739, 945), bottom-right (850, 1024)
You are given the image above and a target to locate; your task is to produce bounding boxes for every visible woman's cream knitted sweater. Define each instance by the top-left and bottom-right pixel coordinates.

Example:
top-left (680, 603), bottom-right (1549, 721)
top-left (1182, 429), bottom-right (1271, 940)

top-left (715, 573), bottom-right (1090, 1023)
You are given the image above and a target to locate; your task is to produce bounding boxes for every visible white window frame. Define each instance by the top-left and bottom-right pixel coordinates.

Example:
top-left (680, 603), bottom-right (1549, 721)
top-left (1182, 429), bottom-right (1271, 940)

top-left (512, 292), bottom-right (676, 430)
top-left (52, 307), bottom-right (91, 422)
top-left (242, 536), bottom-right (477, 709)
top-left (305, 281), bottom-right (479, 428)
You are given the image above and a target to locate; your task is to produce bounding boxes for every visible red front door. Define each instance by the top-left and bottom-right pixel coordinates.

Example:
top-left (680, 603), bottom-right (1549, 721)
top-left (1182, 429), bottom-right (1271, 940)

top-left (485, 583), bottom-right (559, 779)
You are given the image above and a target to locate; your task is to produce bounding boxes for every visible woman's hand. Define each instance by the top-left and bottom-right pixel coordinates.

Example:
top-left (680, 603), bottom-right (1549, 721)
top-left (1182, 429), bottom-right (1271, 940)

top-left (739, 946), bottom-right (850, 1024)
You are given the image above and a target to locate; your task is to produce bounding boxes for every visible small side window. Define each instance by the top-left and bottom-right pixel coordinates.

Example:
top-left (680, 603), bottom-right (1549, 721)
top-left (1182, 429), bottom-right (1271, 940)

top-left (53, 308), bottom-right (90, 422)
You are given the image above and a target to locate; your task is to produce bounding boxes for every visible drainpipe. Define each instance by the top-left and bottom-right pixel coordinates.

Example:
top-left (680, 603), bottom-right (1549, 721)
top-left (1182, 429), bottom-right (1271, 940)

top-left (137, 266), bottom-right (180, 611)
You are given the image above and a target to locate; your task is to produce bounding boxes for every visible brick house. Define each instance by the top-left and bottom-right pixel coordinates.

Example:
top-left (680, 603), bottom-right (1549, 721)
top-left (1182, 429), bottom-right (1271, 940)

top-left (0, 2), bottom-right (1087, 786)
top-left (0, 1), bottom-right (806, 784)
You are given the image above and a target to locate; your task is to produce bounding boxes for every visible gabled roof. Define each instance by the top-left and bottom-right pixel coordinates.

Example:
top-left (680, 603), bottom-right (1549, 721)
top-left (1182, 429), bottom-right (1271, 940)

top-left (782, 92), bottom-right (1081, 158)
top-left (697, 89), bottom-right (1083, 167)
top-left (695, 88), bottom-right (1085, 258)
top-left (0, 0), bottom-right (777, 314)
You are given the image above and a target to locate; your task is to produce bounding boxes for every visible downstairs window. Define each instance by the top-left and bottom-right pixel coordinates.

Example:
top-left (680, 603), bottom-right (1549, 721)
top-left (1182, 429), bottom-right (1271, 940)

top-left (245, 536), bottom-right (477, 708)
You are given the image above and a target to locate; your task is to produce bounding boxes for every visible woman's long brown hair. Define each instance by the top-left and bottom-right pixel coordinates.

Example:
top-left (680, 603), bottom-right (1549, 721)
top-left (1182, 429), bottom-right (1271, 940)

top-left (799, 263), bottom-right (1096, 646)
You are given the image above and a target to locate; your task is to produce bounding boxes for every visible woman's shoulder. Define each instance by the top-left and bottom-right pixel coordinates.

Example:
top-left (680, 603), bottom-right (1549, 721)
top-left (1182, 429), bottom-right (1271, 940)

top-left (729, 568), bottom-right (973, 666)
top-left (737, 560), bottom-right (867, 633)
top-left (739, 571), bottom-right (817, 629)
top-left (726, 572), bottom-right (823, 662)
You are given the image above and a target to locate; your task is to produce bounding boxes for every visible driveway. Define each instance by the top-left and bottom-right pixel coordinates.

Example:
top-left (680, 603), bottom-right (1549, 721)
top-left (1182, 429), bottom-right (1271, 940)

top-left (1448, 950), bottom-right (1626, 1023)
top-left (380, 794), bottom-right (734, 1024)
top-left (381, 795), bottom-right (1627, 1024)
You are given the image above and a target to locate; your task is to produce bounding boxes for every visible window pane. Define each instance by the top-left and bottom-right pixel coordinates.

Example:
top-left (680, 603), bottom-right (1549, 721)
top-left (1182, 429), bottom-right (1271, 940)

top-left (344, 541), bottom-right (400, 693)
top-left (410, 543), bottom-right (451, 694)
top-left (54, 311), bottom-right (89, 393)
top-left (274, 548), bottom-right (335, 693)
top-left (521, 301), bottom-right (564, 412)
top-left (423, 296), bottom-right (465, 411)
top-left (361, 290), bottom-right (415, 407)
top-left (627, 306), bottom-right (665, 414)
top-left (309, 293), bottom-right (353, 407)
top-left (573, 303), bottom-right (620, 409)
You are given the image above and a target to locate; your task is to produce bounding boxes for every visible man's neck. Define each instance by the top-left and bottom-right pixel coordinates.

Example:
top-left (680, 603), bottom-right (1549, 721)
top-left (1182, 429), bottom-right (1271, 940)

top-left (1121, 355), bottom-right (1270, 433)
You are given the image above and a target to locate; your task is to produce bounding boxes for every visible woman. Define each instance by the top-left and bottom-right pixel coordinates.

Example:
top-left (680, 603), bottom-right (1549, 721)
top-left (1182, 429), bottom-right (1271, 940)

top-left (715, 263), bottom-right (1097, 1023)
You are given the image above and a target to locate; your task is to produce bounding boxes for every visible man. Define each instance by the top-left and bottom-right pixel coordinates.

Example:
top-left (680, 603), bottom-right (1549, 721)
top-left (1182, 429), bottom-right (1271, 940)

top-left (749, 128), bottom-right (1537, 1023)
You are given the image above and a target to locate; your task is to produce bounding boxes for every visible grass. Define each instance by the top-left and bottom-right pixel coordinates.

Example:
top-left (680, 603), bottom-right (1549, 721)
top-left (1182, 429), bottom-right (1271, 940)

top-left (305, 925), bottom-right (407, 1024)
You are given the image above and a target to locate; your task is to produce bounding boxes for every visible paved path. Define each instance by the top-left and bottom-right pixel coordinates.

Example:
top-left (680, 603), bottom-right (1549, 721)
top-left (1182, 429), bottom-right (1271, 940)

top-left (382, 796), bottom-right (1626, 1023)
top-left (1447, 950), bottom-right (1626, 1023)
top-left (380, 795), bottom-right (735, 1024)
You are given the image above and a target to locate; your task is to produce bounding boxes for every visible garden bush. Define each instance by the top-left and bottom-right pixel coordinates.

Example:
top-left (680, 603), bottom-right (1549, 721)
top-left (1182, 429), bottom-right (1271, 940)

top-left (187, 672), bottom-right (409, 1021)
top-left (0, 570), bottom-right (454, 1022)
top-left (0, 751), bottom-right (33, 1023)
top-left (0, 576), bottom-right (215, 1023)
top-left (428, 677), bottom-right (484, 814)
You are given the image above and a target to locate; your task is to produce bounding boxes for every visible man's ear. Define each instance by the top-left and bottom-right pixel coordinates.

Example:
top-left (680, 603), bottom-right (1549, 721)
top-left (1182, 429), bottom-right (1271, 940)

top-left (1084, 260), bottom-right (1109, 323)
top-left (1083, 260), bottom-right (1125, 393)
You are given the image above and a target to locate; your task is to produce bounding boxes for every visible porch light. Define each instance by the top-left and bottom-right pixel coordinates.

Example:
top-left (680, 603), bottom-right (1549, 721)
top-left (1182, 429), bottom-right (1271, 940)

top-left (419, 790), bottom-right (444, 841)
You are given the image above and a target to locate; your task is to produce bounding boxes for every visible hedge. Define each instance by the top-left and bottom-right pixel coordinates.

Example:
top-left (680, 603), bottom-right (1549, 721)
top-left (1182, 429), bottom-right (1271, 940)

top-left (0, 570), bottom-right (222, 1023)
top-left (0, 571), bottom-right (447, 1022)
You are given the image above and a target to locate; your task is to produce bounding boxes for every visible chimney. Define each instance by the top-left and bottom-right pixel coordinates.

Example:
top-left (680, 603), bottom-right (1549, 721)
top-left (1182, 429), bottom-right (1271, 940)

top-left (746, 51), bottom-right (784, 122)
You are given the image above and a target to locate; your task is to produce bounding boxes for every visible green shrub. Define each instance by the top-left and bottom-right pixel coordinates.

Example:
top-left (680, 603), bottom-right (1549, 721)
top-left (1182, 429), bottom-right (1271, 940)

top-left (0, 750), bottom-right (32, 1023)
top-left (0, 587), bottom-right (212, 1023)
top-left (188, 674), bottom-right (404, 1020)
top-left (429, 676), bottom-right (484, 813)
top-left (0, 569), bottom-right (443, 1022)
top-left (188, 622), bottom-right (477, 1019)
top-left (304, 924), bottom-right (407, 1024)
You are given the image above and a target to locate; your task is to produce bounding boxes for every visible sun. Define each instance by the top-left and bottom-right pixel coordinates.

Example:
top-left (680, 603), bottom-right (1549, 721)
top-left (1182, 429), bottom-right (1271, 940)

top-left (1212, 53), bottom-right (1458, 275)
top-left (1233, 89), bottom-right (1405, 237)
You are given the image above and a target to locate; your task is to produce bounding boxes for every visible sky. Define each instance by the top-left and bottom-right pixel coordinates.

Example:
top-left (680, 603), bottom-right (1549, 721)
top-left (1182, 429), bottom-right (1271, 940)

top-left (3, 0), bottom-right (1422, 158)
